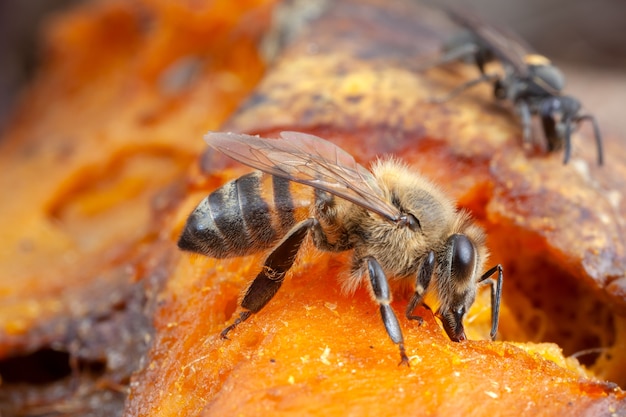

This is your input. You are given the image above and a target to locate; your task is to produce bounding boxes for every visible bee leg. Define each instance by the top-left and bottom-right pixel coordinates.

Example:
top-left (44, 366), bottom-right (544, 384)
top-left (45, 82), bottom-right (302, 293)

top-left (405, 251), bottom-right (435, 324)
top-left (516, 100), bottom-right (533, 146)
top-left (538, 98), bottom-right (562, 154)
top-left (220, 218), bottom-right (315, 339)
top-left (477, 264), bottom-right (503, 340)
top-left (366, 256), bottom-right (409, 366)
top-left (220, 311), bottom-right (252, 339)
top-left (562, 117), bottom-right (574, 165)
top-left (573, 114), bottom-right (604, 165)
top-left (429, 72), bottom-right (499, 104)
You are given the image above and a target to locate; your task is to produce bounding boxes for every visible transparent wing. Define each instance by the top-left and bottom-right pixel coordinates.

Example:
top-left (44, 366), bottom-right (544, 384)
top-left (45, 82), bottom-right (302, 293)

top-left (412, 41), bottom-right (482, 72)
top-left (205, 131), bottom-right (401, 222)
top-left (446, 8), bottom-right (534, 77)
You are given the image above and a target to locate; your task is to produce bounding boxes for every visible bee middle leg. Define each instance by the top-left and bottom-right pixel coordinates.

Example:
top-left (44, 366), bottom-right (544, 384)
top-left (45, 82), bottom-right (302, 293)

top-left (366, 256), bottom-right (409, 366)
top-left (405, 250), bottom-right (435, 324)
top-left (220, 218), bottom-right (316, 339)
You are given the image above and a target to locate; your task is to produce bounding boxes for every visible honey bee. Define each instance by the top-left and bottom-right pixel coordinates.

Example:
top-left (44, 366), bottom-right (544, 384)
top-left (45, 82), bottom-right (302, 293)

top-left (428, 9), bottom-right (603, 165)
top-left (178, 131), bottom-right (503, 365)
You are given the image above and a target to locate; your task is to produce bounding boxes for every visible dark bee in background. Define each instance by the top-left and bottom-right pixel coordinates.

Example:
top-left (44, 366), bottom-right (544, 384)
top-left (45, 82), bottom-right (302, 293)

top-left (178, 131), bottom-right (503, 365)
top-left (427, 9), bottom-right (603, 165)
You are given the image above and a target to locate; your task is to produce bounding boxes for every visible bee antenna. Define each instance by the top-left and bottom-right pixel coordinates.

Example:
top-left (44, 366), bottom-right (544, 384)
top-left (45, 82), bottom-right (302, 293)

top-left (477, 264), bottom-right (503, 340)
top-left (570, 347), bottom-right (609, 360)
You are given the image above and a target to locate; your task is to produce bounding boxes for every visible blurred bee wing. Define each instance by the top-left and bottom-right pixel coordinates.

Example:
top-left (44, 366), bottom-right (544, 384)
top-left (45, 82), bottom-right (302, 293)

top-left (446, 8), bottom-right (533, 76)
top-left (205, 131), bottom-right (401, 222)
top-left (411, 41), bottom-right (481, 72)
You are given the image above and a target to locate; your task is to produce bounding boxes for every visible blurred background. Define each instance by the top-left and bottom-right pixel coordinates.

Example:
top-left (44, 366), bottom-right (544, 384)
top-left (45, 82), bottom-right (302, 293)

top-left (1, 0), bottom-right (625, 135)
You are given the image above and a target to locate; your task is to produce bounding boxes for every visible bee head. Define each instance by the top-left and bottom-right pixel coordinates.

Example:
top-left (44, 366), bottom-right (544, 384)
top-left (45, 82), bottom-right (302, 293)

top-left (544, 95), bottom-right (581, 119)
top-left (438, 287), bottom-right (477, 342)
top-left (438, 233), bottom-right (479, 342)
top-left (539, 95), bottom-right (583, 152)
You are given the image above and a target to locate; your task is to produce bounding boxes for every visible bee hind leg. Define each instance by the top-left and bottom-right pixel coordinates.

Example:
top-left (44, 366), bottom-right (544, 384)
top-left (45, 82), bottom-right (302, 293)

top-left (366, 256), bottom-right (409, 366)
top-left (405, 251), bottom-right (435, 324)
top-left (220, 218), bottom-right (316, 339)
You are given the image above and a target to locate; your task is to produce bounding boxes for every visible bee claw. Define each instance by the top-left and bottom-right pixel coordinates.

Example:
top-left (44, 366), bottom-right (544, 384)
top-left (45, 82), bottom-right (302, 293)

top-left (220, 311), bottom-right (252, 340)
top-left (398, 345), bottom-right (411, 367)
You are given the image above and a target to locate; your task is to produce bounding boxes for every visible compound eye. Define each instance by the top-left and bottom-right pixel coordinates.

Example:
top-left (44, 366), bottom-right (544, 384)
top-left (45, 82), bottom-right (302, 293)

top-left (448, 234), bottom-right (476, 282)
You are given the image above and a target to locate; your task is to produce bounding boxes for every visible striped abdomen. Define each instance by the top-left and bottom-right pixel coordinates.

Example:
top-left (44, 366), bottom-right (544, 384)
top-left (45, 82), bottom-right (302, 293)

top-left (178, 171), bottom-right (312, 258)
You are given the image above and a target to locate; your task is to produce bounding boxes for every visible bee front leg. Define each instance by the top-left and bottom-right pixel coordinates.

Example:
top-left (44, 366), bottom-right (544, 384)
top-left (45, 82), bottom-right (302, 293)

top-left (221, 218), bottom-right (316, 339)
top-left (406, 251), bottom-right (435, 324)
top-left (477, 264), bottom-right (503, 340)
top-left (366, 256), bottom-right (409, 366)
top-left (539, 98), bottom-right (561, 154)
top-left (575, 114), bottom-right (604, 165)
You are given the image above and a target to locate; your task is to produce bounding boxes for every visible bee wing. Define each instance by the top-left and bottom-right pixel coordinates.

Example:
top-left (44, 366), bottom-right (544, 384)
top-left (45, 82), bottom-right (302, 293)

top-left (412, 41), bottom-right (482, 72)
top-left (205, 131), bottom-right (401, 222)
top-left (446, 8), bottom-right (533, 77)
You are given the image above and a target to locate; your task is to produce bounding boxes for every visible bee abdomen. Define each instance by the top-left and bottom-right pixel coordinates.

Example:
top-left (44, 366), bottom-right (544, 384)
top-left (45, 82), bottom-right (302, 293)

top-left (178, 172), bottom-right (298, 258)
